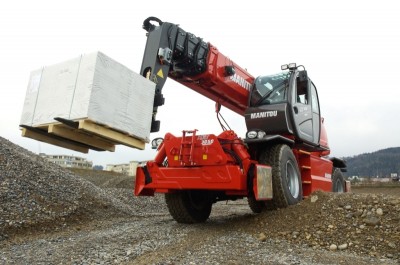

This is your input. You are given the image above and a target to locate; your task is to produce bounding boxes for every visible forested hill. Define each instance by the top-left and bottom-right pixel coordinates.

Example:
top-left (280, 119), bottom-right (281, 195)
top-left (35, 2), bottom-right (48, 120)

top-left (343, 147), bottom-right (400, 177)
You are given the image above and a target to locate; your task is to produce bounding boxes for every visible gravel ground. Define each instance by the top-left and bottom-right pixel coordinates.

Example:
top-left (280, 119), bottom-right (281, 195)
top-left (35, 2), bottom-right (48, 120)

top-left (1, 136), bottom-right (399, 264)
top-left (0, 137), bottom-right (144, 241)
top-left (68, 168), bottom-right (134, 189)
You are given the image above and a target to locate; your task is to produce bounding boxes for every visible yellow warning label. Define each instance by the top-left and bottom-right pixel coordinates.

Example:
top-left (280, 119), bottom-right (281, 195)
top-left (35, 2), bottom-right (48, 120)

top-left (202, 154), bottom-right (208, 160)
top-left (157, 69), bottom-right (164, 78)
top-left (174, 155), bottom-right (179, 161)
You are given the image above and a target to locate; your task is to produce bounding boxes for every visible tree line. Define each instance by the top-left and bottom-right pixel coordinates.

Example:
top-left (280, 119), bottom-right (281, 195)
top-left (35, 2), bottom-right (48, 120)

top-left (343, 147), bottom-right (400, 178)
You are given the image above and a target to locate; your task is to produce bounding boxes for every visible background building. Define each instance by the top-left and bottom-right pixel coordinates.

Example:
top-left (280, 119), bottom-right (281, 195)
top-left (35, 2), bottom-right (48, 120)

top-left (39, 153), bottom-right (93, 169)
top-left (106, 161), bottom-right (139, 176)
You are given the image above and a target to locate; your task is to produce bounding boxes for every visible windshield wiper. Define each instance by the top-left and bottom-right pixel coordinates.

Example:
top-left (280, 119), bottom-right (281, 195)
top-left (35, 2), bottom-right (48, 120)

top-left (254, 79), bottom-right (288, 106)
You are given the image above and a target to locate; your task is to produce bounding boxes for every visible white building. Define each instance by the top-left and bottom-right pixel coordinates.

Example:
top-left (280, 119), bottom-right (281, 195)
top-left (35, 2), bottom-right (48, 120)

top-left (39, 153), bottom-right (93, 169)
top-left (106, 161), bottom-right (139, 176)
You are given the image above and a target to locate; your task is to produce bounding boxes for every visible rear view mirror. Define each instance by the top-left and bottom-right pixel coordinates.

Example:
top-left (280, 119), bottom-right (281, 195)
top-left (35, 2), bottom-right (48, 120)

top-left (151, 137), bottom-right (164, 149)
top-left (298, 70), bottom-right (308, 82)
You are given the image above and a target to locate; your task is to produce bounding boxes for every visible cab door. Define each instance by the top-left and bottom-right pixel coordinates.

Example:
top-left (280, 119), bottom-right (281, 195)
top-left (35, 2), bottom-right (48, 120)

top-left (309, 82), bottom-right (321, 145)
top-left (290, 73), bottom-right (320, 146)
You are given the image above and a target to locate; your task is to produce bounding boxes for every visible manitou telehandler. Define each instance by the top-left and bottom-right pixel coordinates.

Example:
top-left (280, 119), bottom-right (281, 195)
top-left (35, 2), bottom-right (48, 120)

top-left (135, 17), bottom-right (347, 223)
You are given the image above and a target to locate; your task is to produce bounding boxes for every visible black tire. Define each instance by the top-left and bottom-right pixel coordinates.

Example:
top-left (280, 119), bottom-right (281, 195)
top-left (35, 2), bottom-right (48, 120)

top-left (332, 168), bottom-right (345, 193)
top-left (247, 192), bottom-right (266, 213)
top-left (260, 144), bottom-right (302, 209)
top-left (165, 190), bottom-right (212, 223)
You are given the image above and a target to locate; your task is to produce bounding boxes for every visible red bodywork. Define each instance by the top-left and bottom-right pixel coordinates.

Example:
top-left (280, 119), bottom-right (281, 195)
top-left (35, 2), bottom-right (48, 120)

top-left (135, 130), bottom-right (334, 198)
top-left (294, 150), bottom-right (333, 196)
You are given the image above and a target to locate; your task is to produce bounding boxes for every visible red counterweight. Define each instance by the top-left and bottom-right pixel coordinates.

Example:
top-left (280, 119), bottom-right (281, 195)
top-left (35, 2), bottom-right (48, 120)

top-left (135, 130), bottom-right (255, 197)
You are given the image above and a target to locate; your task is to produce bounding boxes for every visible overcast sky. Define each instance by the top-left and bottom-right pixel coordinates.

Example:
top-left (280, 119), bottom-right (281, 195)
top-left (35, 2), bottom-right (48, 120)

top-left (1, 0), bottom-right (399, 167)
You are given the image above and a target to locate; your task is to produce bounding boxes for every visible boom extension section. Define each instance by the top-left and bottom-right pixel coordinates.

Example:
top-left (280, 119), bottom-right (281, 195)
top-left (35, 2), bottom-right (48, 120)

top-left (140, 17), bottom-right (254, 132)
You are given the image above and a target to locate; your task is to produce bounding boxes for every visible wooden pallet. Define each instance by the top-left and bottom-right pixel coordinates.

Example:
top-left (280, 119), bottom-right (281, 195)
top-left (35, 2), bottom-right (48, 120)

top-left (21, 118), bottom-right (146, 153)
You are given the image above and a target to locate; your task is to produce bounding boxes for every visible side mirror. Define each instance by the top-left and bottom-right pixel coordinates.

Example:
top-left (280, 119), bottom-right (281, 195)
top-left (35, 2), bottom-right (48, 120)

top-left (151, 137), bottom-right (164, 149)
top-left (298, 70), bottom-right (308, 82)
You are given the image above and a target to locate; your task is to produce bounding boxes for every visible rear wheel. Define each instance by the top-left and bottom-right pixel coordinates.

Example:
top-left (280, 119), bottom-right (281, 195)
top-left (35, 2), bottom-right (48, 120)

top-left (260, 144), bottom-right (302, 209)
top-left (165, 190), bottom-right (212, 223)
top-left (332, 168), bottom-right (345, 192)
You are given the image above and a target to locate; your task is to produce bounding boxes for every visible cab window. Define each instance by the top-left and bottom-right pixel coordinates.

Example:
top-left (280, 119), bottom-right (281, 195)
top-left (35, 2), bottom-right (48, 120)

top-left (296, 79), bottom-right (309, 105)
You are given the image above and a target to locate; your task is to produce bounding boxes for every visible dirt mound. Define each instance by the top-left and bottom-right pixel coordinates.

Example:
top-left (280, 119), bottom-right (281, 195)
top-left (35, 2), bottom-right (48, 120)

top-left (241, 190), bottom-right (400, 259)
top-left (69, 168), bottom-right (134, 189)
top-left (0, 137), bottom-right (151, 240)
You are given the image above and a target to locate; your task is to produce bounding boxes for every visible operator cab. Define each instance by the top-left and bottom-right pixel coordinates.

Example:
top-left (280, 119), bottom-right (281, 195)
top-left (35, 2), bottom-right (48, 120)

top-left (245, 64), bottom-right (323, 151)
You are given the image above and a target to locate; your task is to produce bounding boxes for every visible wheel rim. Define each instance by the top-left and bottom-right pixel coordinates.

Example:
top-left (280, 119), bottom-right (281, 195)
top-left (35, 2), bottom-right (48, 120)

top-left (285, 160), bottom-right (300, 198)
top-left (335, 179), bottom-right (344, 193)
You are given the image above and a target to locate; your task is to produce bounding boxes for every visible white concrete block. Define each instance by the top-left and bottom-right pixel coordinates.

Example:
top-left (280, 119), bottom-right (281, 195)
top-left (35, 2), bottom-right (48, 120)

top-left (21, 52), bottom-right (155, 142)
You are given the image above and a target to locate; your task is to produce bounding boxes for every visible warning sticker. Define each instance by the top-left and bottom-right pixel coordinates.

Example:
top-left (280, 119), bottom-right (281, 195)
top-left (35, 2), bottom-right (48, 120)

top-left (157, 69), bottom-right (164, 78)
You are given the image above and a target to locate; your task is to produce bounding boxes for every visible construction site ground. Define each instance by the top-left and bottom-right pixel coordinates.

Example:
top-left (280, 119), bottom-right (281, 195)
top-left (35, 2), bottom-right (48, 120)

top-left (1, 137), bottom-right (399, 265)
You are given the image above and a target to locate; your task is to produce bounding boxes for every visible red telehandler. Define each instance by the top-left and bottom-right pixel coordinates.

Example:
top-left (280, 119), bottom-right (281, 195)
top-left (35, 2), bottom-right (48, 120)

top-left (135, 17), bottom-right (348, 223)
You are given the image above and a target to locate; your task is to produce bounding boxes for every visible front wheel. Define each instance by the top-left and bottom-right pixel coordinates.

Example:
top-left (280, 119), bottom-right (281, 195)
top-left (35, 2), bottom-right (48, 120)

top-left (260, 144), bottom-right (303, 209)
top-left (165, 190), bottom-right (212, 223)
top-left (247, 192), bottom-right (266, 213)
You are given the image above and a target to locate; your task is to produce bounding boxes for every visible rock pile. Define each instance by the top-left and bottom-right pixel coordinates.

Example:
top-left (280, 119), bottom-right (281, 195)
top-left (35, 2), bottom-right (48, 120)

top-left (0, 137), bottom-right (163, 240)
top-left (248, 190), bottom-right (400, 260)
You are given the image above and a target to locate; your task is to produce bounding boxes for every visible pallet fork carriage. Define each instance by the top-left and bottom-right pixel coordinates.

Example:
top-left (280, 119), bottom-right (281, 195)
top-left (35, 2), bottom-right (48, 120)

top-left (135, 17), bottom-right (348, 223)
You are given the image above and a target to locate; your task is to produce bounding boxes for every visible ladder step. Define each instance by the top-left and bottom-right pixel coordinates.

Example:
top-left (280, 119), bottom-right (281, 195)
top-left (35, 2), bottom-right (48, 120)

top-left (299, 150), bottom-right (311, 155)
top-left (302, 165), bottom-right (311, 170)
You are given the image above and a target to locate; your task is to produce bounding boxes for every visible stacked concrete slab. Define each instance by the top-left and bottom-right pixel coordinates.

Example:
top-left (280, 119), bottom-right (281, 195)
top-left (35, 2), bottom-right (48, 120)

top-left (20, 52), bottom-right (155, 153)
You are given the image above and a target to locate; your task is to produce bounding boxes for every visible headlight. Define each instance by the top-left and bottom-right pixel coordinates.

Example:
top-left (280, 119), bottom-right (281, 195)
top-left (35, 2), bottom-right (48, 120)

top-left (257, 131), bottom-right (266, 139)
top-left (246, 130), bottom-right (266, 139)
top-left (246, 131), bottom-right (257, 139)
top-left (288, 63), bottom-right (297, 70)
top-left (281, 63), bottom-right (297, 71)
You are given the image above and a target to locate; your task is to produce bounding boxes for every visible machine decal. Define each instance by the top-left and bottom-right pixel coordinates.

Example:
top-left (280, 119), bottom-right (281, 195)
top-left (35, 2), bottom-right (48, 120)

top-left (157, 69), bottom-right (164, 78)
top-left (197, 135), bottom-right (209, 140)
top-left (229, 73), bottom-right (252, 91)
top-left (197, 135), bottom-right (214, 146)
top-left (250, 111), bottom-right (277, 119)
top-left (298, 106), bottom-right (308, 113)
top-left (325, 173), bottom-right (332, 179)
top-left (201, 139), bottom-right (214, 145)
